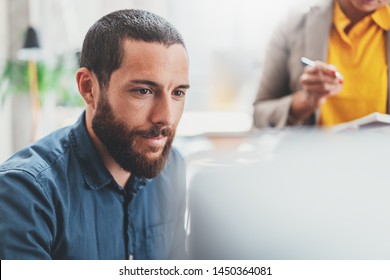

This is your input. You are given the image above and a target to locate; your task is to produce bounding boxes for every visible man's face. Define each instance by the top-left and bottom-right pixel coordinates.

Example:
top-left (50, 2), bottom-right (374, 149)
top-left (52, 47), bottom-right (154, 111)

top-left (92, 40), bottom-right (189, 178)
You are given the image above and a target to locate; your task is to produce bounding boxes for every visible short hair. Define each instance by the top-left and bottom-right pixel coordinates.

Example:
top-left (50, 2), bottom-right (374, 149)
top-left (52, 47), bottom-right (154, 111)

top-left (79, 9), bottom-right (185, 89)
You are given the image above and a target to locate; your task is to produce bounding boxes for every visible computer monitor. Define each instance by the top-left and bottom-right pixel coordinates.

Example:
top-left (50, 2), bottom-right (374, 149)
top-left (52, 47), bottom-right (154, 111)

top-left (187, 129), bottom-right (390, 259)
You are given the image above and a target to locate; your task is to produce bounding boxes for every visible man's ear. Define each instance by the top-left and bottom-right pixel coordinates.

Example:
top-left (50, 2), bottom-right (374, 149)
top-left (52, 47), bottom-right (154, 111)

top-left (76, 67), bottom-right (99, 110)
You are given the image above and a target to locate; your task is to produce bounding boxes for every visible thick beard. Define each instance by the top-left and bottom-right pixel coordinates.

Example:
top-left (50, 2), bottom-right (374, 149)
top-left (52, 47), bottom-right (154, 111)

top-left (92, 96), bottom-right (175, 179)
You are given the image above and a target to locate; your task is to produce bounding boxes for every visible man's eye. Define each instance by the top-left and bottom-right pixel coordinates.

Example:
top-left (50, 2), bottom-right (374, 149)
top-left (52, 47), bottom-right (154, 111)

top-left (138, 88), bottom-right (151, 95)
top-left (173, 90), bottom-right (186, 97)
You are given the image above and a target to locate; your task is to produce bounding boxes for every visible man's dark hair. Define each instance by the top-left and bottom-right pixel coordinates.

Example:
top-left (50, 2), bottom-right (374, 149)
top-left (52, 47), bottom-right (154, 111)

top-left (79, 9), bottom-right (185, 89)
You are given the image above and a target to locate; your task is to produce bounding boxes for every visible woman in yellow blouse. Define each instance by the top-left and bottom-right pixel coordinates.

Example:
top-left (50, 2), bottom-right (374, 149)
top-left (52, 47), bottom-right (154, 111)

top-left (253, 0), bottom-right (390, 128)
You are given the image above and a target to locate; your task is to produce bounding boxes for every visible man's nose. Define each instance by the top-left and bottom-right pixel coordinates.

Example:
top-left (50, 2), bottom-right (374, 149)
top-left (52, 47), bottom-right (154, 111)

top-left (150, 93), bottom-right (175, 127)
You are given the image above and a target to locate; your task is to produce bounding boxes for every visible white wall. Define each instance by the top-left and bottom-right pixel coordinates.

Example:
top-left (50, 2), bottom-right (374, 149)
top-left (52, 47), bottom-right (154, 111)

top-left (0, 0), bottom-right (12, 162)
top-left (0, 0), bottom-right (314, 160)
top-left (29, 0), bottom-right (309, 112)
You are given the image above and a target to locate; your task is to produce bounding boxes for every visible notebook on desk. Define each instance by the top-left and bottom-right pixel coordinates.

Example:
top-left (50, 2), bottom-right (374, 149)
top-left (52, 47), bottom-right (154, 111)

top-left (187, 129), bottom-right (390, 259)
top-left (331, 112), bottom-right (390, 132)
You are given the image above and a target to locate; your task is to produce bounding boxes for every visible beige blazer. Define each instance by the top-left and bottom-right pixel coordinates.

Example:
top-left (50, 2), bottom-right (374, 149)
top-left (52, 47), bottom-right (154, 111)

top-left (253, 0), bottom-right (390, 128)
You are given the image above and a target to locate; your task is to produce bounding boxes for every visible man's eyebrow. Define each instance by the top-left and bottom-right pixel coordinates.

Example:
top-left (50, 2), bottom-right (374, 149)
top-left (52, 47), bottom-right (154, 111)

top-left (130, 79), bottom-right (190, 89)
top-left (130, 79), bottom-right (160, 87)
top-left (177, 84), bottom-right (191, 89)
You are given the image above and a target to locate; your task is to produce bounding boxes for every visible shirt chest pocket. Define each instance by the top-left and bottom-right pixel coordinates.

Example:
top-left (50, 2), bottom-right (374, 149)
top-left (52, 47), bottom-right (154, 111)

top-left (135, 220), bottom-right (175, 259)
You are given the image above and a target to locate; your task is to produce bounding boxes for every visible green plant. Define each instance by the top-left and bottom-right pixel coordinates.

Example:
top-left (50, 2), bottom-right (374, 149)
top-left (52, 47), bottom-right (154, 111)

top-left (0, 56), bottom-right (83, 107)
top-left (0, 60), bottom-right (29, 104)
top-left (0, 59), bottom-right (53, 105)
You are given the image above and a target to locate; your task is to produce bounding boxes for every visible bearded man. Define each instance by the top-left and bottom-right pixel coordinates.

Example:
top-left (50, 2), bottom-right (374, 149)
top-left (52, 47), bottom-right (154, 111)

top-left (0, 9), bottom-right (190, 260)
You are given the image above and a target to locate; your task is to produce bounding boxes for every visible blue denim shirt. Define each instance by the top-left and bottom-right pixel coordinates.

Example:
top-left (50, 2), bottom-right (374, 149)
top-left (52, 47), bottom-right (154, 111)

top-left (0, 112), bottom-right (187, 260)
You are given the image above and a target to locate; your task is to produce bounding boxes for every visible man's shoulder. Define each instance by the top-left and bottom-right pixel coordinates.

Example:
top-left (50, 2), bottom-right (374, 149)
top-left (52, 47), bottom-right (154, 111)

top-left (0, 125), bottom-right (73, 178)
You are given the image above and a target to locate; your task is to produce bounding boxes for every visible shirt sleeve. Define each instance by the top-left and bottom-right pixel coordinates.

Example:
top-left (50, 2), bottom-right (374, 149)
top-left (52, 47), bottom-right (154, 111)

top-left (0, 169), bottom-right (55, 259)
top-left (252, 18), bottom-right (294, 128)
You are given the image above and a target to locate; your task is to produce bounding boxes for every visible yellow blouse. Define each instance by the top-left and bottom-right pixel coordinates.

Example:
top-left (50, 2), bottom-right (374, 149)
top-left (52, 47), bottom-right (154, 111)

top-left (320, 2), bottom-right (390, 126)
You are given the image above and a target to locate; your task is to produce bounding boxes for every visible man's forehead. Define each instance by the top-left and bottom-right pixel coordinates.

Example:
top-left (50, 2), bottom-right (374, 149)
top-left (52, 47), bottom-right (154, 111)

top-left (119, 40), bottom-right (189, 69)
top-left (110, 40), bottom-right (189, 87)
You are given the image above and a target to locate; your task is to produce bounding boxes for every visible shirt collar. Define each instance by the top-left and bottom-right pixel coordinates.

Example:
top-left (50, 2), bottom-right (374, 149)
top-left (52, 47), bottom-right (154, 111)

top-left (333, 0), bottom-right (351, 34)
top-left (125, 176), bottom-right (153, 195)
top-left (69, 111), bottom-right (114, 190)
top-left (69, 111), bottom-right (152, 192)
top-left (333, 1), bottom-right (390, 31)
top-left (372, 4), bottom-right (390, 31)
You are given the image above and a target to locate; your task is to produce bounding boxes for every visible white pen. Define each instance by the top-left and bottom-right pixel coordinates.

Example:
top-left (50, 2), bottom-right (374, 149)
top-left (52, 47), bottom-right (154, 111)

top-left (301, 57), bottom-right (343, 81)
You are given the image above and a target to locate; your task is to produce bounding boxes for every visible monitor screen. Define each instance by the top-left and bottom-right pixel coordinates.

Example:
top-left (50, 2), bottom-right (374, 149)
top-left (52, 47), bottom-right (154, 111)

top-left (187, 129), bottom-right (390, 259)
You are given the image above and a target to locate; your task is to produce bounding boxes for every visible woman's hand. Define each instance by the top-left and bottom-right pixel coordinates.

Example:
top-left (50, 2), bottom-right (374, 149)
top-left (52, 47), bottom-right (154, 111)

top-left (289, 61), bottom-right (343, 124)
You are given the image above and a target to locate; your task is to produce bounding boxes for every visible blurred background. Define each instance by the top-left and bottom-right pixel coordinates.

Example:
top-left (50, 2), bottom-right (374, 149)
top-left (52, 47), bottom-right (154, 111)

top-left (0, 0), bottom-right (311, 162)
top-left (3, 1), bottom-right (390, 260)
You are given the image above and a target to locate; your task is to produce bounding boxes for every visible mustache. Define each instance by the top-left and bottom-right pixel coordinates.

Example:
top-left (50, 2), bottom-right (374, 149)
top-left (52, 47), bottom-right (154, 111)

top-left (137, 125), bottom-right (175, 138)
